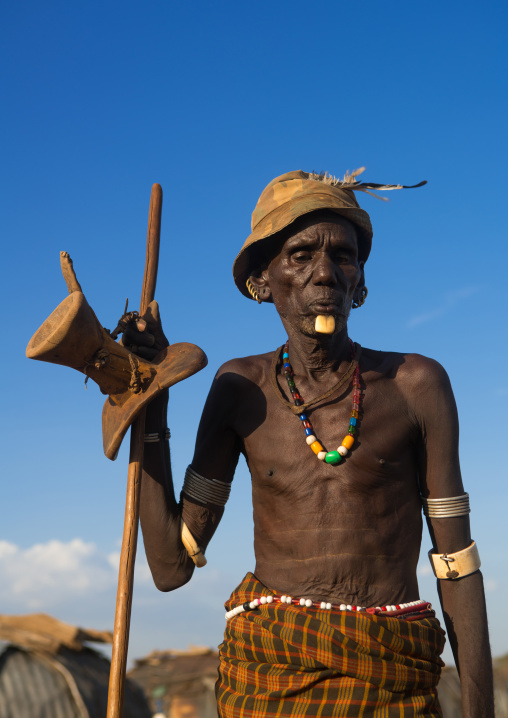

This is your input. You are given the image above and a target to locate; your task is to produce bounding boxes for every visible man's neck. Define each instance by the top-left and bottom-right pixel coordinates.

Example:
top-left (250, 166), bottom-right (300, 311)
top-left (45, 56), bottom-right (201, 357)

top-left (283, 327), bottom-right (353, 380)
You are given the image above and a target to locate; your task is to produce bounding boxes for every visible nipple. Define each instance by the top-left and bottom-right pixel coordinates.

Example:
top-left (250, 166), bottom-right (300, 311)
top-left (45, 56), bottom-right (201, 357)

top-left (315, 315), bottom-right (335, 334)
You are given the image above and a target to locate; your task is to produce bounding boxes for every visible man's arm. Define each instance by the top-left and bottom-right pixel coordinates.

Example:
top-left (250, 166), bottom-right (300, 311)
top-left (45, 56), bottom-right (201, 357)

top-left (139, 363), bottom-right (242, 591)
top-left (411, 355), bottom-right (494, 718)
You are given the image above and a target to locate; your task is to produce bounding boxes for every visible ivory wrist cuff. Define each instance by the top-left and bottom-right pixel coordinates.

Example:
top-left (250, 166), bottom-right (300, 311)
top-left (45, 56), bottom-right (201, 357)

top-left (428, 540), bottom-right (480, 579)
top-left (181, 520), bottom-right (207, 568)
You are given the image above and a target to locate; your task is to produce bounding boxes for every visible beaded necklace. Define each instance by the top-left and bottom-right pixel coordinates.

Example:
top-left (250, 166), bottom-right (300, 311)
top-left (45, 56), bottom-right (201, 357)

top-left (282, 339), bottom-right (361, 465)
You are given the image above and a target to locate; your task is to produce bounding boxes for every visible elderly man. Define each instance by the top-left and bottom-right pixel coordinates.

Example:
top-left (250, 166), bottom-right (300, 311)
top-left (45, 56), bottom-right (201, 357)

top-left (135, 170), bottom-right (493, 717)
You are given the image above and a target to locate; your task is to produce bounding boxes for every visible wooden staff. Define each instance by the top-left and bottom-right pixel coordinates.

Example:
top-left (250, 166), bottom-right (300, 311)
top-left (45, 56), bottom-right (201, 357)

top-left (107, 184), bottom-right (163, 718)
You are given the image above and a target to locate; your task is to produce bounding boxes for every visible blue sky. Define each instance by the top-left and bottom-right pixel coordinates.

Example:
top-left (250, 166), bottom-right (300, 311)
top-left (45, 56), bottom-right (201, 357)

top-left (1, 1), bottom-right (507, 667)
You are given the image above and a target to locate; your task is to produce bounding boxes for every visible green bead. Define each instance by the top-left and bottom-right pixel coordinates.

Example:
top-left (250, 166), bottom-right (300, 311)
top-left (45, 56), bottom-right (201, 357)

top-left (325, 451), bottom-right (342, 465)
top-left (348, 426), bottom-right (356, 435)
top-left (288, 380), bottom-right (296, 389)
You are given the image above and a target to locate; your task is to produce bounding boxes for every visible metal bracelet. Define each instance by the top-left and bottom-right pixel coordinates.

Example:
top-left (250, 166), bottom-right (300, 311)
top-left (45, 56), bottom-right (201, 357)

top-left (144, 428), bottom-right (171, 443)
top-left (421, 493), bottom-right (470, 518)
top-left (182, 465), bottom-right (231, 506)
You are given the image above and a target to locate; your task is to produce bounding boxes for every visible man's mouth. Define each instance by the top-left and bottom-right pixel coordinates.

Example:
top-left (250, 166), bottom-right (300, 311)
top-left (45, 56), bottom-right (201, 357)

top-left (310, 301), bottom-right (340, 314)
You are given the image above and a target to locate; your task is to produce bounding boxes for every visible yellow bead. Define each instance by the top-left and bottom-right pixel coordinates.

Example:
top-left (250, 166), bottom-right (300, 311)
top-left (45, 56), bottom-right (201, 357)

top-left (342, 435), bottom-right (354, 450)
top-left (310, 441), bottom-right (324, 455)
top-left (351, 410), bottom-right (359, 418)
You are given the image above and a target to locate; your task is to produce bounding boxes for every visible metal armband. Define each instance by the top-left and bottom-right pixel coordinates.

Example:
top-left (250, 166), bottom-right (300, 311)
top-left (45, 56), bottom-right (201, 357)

top-left (428, 541), bottom-right (481, 579)
top-left (182, 465), bottom-right (232, 506)
top-left (421, 493), bottom-right (470, 518)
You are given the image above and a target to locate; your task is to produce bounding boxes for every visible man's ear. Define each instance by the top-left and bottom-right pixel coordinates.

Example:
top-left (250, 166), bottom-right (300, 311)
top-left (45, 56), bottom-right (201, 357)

top-left (247, 272), bottom-right (272, 303)
top-left (352, 263), bottom-right (367, 308)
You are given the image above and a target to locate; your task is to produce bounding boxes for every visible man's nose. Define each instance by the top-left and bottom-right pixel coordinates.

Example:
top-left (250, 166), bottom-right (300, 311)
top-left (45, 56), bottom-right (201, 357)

top-left (312, 253), bottom-right (339, 285)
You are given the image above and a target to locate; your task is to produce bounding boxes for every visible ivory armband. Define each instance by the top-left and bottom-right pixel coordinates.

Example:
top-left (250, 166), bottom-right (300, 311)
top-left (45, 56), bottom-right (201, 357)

top-left (428, 541), bottom-right (481, 579)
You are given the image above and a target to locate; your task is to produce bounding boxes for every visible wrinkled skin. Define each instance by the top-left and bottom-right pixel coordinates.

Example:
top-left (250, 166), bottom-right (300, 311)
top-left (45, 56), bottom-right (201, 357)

top-left (131, 211), bottom-right (493, 717)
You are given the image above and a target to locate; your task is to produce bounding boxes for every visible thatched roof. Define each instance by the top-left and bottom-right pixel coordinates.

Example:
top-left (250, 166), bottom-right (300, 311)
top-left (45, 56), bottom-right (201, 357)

top-left (0, 613), bottom-right (112, 653)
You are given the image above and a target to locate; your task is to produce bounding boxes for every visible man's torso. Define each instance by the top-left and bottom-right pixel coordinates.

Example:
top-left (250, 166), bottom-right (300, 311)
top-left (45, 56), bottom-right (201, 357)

top-left (213, 346), bottom-right (437, 607)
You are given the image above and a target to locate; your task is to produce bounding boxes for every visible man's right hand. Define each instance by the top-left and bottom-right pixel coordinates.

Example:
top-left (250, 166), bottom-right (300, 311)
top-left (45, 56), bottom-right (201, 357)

top-left (119, 300), bottom-right (169, 360)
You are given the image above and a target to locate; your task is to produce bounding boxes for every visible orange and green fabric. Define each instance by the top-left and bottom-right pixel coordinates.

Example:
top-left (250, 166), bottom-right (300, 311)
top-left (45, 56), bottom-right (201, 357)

top-left (216, 573), bottom-right (446, 718)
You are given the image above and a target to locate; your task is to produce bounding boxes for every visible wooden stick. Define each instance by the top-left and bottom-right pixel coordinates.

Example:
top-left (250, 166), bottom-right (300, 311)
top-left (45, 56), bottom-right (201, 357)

top-left (140, 184), bottom-right (163, 314)
top-left (107, 184), bottom-right (163, 718)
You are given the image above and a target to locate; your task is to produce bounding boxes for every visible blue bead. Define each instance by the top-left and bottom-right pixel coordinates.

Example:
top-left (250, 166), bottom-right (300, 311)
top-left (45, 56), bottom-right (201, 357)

top-left (283, 352), bottom-right (289, 359)
top-left (305, 428), bottom-right (313, 436)
top-left (349, 417), bottom-right (357, 426)
top-left (299, 414), bottom-right (307, 421)
top-left (284, 363), bottom-right (291, 370)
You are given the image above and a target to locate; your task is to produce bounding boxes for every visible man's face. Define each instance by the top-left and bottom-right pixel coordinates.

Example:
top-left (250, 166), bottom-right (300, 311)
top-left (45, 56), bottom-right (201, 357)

top-left (262, 212), bottom-right (364, 337)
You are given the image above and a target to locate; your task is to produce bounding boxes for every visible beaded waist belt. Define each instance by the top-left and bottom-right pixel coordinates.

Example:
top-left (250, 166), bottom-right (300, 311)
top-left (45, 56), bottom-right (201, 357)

top-left (225, 593), bottom-right (434, 622)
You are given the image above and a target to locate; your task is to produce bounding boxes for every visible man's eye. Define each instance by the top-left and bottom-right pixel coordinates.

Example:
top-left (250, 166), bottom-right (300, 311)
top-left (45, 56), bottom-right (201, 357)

top-left (292, 252), bottom-right (312, 262)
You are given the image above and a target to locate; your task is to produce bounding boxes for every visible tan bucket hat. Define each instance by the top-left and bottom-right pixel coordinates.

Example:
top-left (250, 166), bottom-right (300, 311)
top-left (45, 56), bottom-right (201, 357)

top-left (233, 170), bottom-right (373, 300)
top-left (233, 169), bottom-right (426, 300)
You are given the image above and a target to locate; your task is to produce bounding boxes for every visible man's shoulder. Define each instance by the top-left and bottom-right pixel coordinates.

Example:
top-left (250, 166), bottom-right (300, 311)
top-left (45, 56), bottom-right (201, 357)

top-left (362, 347), bottom-right (450, 391)
top-left (215, 350), bottom-right (277, 385)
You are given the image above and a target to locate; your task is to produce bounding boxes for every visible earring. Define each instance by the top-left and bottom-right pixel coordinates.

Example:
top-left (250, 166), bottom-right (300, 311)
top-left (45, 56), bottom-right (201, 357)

top-left (352, 287), bottom-right (368, 309)
top-left (246, 278), bottom-right (262, 304)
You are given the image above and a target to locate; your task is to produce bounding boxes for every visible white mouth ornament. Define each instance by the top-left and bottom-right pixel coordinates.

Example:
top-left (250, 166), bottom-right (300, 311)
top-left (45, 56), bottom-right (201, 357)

top-left (315, 315), bottom-right (335, 334)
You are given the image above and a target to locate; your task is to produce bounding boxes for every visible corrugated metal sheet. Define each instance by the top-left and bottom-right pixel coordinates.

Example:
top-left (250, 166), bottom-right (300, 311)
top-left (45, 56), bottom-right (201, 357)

top-left (0, 646), bottom-right (151, 718)
top-left (0, 647), bottom-right (82, 718)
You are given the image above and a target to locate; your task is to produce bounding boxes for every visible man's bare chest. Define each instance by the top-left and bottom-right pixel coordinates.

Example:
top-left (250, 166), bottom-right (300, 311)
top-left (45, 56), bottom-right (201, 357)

top-left (236, 371), bottom-right (420, 503)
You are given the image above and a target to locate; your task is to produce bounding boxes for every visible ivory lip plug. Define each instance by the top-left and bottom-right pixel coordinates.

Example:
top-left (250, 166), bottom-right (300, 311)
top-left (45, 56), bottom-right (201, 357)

top-left (315, 315), bottom-right (335, 334)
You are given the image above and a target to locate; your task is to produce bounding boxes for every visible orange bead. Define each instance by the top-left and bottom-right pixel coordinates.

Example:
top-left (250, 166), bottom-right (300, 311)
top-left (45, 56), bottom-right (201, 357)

top-left (310, 441), bottom-right (324, 455)
top-left (342, 435), bottom-right (354, 450)
top-left (351, 410), bottom-right (359, 418)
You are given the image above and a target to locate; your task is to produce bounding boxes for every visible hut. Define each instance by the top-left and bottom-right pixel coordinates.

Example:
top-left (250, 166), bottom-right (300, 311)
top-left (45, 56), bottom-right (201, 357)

top-left (0, 613), bottom-right (151, 718)
top-left (128, 647), bottom-right (219, 718)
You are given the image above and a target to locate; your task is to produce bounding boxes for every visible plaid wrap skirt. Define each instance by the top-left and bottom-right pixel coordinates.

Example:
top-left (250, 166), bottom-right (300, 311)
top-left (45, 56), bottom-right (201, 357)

top-left (217, 573), bottom-right (446, 718)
